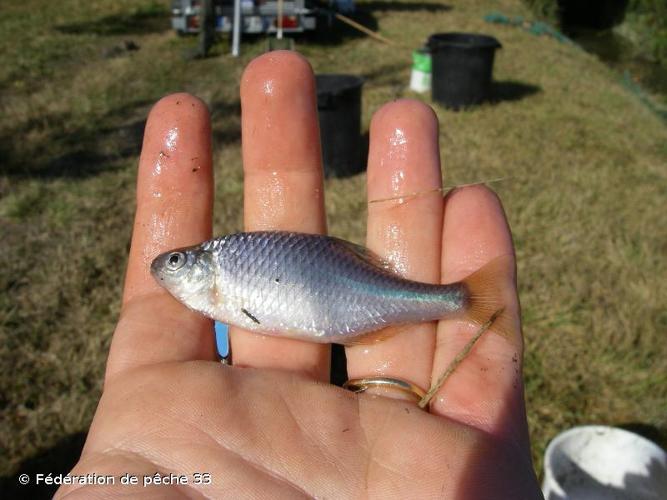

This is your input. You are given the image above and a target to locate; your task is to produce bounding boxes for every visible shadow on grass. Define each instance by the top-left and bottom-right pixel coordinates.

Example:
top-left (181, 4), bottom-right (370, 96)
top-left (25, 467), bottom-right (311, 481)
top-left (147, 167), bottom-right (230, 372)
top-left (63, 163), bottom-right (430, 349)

top-left (0, 100), bottom-right (151, 179)
top-left (0, 95), bottom-right (245, 180)
top-left (362, 62), bottom-right (407, 89)
top-left (55, 4), bottom-right (169, 36)
top-left (0, 432), bottom-right (86, 500)
top-left (491, 80), bottom-right (542, 103)
top-left (210, 99), bottom-right (242, 145)
top-left (361, 1), bottom-right (452, 13)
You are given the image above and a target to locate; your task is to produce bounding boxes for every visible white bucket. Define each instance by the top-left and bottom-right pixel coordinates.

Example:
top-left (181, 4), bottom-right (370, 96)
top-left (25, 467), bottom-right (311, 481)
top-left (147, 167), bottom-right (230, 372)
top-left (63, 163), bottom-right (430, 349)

top-left (542, 425), bottom-right (667, 500)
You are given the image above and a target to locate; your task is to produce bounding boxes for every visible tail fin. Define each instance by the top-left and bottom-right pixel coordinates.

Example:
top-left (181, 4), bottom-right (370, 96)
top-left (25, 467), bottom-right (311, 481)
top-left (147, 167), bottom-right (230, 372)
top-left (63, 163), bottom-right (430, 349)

top-left (460, 255), bottom-right (515, 339)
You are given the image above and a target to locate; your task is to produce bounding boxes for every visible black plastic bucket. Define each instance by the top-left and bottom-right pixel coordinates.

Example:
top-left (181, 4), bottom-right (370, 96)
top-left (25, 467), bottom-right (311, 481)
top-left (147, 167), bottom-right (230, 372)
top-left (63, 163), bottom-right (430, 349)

top-left (316, 74), bottom-right (364, 177)
top-left (558, 0), bottom-right (629, 30)
top-left (428, 33), bottom-right (502, 109)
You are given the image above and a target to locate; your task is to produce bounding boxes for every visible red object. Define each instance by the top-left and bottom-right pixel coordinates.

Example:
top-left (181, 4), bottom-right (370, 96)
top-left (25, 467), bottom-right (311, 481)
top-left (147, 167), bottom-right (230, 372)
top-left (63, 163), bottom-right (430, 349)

top-left (276, 16), bottom-right (298, 29)
top-left (187, 15), bottom-right (200, 29)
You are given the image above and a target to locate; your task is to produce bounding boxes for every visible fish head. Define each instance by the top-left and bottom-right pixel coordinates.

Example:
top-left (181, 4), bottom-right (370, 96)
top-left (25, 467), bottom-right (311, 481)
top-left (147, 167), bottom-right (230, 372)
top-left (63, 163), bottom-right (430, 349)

top-left (151, 245), bottom-right (216, 313)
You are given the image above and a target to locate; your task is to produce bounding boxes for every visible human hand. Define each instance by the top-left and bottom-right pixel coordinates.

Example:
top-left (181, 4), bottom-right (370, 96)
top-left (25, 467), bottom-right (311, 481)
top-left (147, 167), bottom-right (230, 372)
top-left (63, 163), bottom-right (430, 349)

top-left (57, 51), bottom-right (542, 499)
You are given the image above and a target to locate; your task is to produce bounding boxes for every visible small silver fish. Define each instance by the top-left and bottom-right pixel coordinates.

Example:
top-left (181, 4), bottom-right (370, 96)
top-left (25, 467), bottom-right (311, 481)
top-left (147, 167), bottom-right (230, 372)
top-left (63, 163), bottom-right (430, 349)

top-left (151, 231), bottom-right (509, 344)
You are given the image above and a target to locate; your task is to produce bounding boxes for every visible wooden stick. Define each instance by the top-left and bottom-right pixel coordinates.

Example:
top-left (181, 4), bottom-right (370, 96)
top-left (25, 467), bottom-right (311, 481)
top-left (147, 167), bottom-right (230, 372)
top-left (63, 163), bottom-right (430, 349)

top-left (418, 308), bottom-right (505, 409)
top-left (334, 13), bottom-right (396, 46)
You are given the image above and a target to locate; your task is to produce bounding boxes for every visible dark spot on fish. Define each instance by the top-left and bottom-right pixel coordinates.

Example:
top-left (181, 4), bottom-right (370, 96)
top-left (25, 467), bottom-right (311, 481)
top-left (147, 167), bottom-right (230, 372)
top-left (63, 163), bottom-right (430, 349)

top-left (342, 428), bottom-right (350, 433)
top-left (176, 100), bottom-right (181, 104)
top-left (274, 278), bottom-right (280, 283)
top-left (404, 407), bottom-right (410, 414)
top-left (241, 308), bottom-right (260, 324)
top-left (159, 150), bottom-right (170, 158)
top-left (192, 168), bottom-right (198, 172)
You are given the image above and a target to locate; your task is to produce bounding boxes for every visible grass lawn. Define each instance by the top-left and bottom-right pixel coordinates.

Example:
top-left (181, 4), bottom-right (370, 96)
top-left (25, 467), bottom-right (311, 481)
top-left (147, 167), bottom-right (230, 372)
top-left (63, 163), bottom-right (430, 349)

top-left (1, 0), bottom-right (666, 487)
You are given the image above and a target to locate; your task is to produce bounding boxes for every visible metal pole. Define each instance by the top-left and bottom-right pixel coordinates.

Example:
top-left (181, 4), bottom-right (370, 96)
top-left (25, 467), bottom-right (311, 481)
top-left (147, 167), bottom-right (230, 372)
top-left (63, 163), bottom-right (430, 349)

top-left (231, 0), bottom-right (241, 57)
top-left (277, 0), bottom-right (283, 40)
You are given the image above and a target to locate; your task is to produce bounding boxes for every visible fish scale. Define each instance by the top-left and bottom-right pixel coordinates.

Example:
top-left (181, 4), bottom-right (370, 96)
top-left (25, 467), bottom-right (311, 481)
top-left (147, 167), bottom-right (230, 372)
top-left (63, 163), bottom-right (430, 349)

top-left (239, 233), bottom-right (454, 336)
top-left (151, 231), bottom-right (507, 344)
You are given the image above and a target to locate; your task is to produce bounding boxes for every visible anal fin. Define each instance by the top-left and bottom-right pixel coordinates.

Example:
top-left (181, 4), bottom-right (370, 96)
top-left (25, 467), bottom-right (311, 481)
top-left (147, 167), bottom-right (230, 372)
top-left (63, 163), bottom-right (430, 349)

top-left (341, 323), bottom-right (421, 346)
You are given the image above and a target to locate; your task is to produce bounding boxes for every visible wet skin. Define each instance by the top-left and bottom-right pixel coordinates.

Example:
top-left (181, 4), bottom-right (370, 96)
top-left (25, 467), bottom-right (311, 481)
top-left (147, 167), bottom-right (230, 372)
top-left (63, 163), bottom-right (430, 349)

top-left (57, 51), bottom-right (542, 499)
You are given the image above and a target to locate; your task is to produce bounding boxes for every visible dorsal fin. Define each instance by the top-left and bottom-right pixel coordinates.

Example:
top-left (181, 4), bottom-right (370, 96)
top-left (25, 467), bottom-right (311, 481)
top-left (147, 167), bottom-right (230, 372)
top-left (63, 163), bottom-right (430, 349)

top-left (331, 237), bottom-right (398, 274)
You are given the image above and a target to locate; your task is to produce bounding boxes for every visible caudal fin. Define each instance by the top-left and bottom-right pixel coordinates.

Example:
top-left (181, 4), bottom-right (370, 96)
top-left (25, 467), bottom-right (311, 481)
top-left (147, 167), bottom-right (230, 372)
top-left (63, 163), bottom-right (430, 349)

top-left (460, 255), bottom-right (515, 339)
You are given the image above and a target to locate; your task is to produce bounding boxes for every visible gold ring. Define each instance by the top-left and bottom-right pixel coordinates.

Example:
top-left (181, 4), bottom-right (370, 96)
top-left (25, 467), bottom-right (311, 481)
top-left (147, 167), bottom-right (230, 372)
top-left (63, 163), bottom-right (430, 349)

top-left (343, 377), bottom-right (427, 402)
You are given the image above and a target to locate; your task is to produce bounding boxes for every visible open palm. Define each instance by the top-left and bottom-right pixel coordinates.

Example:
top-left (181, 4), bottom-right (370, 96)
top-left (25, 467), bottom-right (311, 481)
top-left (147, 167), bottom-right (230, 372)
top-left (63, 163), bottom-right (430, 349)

top-left (57, 52), bottom-right (541, 499)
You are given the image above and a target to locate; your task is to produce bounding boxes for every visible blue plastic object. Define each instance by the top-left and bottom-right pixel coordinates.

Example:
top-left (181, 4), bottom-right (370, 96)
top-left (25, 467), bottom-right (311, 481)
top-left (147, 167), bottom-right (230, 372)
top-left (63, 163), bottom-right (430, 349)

top-left (214, 321), bottom-right (230, 359)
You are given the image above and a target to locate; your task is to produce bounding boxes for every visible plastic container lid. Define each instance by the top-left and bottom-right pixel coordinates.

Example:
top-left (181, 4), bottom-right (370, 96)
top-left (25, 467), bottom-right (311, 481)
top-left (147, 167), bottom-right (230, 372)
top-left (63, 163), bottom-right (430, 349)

top-left (428, 32), bottom-right (502, 50)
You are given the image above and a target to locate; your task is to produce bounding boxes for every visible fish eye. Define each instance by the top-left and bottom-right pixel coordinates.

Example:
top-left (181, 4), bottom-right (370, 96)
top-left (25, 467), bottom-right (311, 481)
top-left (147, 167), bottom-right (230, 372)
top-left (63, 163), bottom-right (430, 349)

top-left (166, 252), bottom-right (186, 271)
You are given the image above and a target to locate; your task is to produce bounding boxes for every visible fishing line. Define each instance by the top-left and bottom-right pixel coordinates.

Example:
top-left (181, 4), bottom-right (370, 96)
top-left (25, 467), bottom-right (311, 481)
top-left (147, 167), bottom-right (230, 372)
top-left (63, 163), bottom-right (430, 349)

top-left (367, 177), bottom-right (510, 205)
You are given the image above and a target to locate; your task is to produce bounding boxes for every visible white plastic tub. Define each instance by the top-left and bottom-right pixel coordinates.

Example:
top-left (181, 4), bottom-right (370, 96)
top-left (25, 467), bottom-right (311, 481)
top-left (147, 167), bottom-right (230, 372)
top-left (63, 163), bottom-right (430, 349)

top-left (542, 425), bottom-right (667, 499)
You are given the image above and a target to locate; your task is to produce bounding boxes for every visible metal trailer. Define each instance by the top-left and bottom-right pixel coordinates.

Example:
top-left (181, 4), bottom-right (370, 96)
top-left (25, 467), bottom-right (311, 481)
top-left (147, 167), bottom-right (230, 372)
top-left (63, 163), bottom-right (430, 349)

top-left (171, 0), bottom-right (317, 35)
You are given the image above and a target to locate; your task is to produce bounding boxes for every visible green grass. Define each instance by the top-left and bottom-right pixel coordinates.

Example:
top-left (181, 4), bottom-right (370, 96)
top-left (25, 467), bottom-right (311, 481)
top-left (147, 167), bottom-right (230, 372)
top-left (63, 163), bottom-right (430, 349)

top-left (1, 0), bottom-right (666, 485)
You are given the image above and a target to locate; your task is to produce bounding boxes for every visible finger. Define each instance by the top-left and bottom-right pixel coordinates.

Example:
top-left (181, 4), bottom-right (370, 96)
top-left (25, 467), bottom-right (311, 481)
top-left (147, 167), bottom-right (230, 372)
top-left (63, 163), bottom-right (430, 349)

top-left (230, 51), bottom-right (330, 381)
top-left (430, 186), bottom-right (529, 448)
top-left (106, 93), bottom-right (215, 381)
top-left (345, 100), bottom-right (443, 401)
